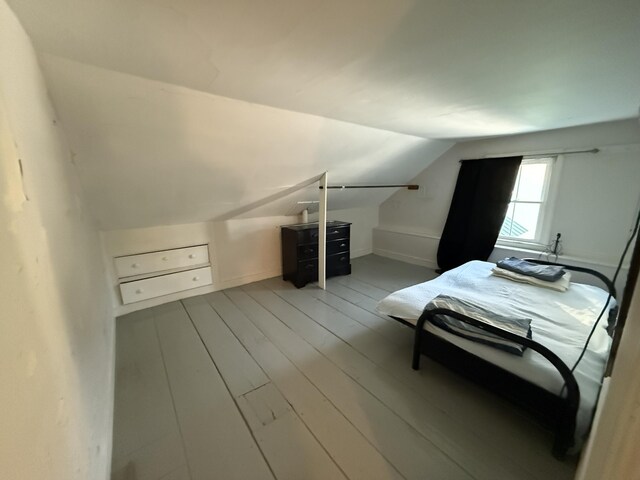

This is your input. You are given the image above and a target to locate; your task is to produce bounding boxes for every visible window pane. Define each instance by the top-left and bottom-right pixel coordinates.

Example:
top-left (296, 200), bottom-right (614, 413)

top-left (515, 163), bottom-right (547, 202)
top-left (511, 169), bottom-right (522, 201)
top-left (510, 202), bottom-right (541, 239)
top-left (500, 203), bottom-right (515, 237)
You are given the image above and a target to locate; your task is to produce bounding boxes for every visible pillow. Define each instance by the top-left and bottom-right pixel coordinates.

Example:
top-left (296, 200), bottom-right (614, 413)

top-left (491, 266), bottom-right (571, 292)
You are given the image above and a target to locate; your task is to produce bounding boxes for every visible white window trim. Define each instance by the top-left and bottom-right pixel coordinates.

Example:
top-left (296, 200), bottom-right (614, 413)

top-left (497, 155), bottom-right (562, 249)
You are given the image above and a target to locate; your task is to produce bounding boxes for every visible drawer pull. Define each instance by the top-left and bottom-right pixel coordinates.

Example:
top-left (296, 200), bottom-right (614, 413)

top-left (189, 254), bottom-right (196, 259)
top-left (132, 263), bottom-right (139, 268)
top-left (135, 288), bottom-right (143, 294)
top-left (340, 256), bottom-right (347, 262)
top-left (331, 230), bottom-right (340, 234)
top-left (305, 264), bottom-right (314, 270)
top-left (340, 243), bottom-right (347, 248)
top-left (192, 276), bottom-right (200, 281)
top-left (304, 248), bottom-right (314, 254)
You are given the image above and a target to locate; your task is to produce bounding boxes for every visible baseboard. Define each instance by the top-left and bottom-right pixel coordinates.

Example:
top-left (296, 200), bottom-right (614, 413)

top-left (374, 225), bottom-right (442, 240)
top-left (373, 226), bottom-right (439, 269)
top-left (351, 247), bottom-right (373, 259)
top-left (215, 268), bottom-right (282, 291)
top-left (373, 247), bottom-right (438, 269)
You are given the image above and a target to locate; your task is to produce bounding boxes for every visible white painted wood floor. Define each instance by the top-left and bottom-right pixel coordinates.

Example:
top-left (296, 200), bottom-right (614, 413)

top-left (111, 255), bottom-right (577, 480)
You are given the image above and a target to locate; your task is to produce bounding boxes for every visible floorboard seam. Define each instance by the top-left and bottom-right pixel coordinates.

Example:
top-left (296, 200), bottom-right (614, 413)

top-left (326, 281), bottom-right (370, 304)
top-left (238, 287), bottom-right (478, 480)
top-left (342, 274), bottom-right (395, 294)
top-left (255, 284), bottom-right (481, 480)
top-left (247, 283), bottom-right (392, 366)
top-left (210, 292), bottom-right (356, 480)
top-left (333, 277), bottom-right (389, 301)
top-left (221, 290), bottom-right (408, 480)
top-left (151, 309), bottom-right (195, 480)
top-left (179, 300), bottom-right (278, 480)
top-left (271, 279), bottom-right (407, 337)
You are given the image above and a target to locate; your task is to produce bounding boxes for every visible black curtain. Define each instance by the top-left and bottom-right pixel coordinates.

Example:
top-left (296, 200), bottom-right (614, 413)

top-left (437, 156), bottom-right (522, 272)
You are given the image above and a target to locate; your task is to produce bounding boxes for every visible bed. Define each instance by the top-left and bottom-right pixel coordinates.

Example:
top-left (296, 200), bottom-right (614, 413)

top-left (376, 259), bottom-right (617, 458)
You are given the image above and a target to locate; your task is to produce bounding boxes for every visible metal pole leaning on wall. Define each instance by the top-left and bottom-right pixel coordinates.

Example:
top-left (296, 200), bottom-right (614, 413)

top-left (319, 184), bottom-right (419, 190)
top-left (318, 172), bottom-right (328, 290)
top-left (317, 180), bottom-right (418, 289)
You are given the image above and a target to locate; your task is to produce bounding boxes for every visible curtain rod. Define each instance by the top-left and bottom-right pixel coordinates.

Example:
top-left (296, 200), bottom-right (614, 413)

top-left (460, 148), bottom-right (599, 162)
top-left (319, 184), bottom-right (419, 190)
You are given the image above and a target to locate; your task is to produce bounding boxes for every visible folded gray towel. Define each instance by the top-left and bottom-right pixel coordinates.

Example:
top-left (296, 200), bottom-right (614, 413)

top-left (424, 295), bottom-right (532, 356)
top-left (496, 257), bottom-right (565, 282)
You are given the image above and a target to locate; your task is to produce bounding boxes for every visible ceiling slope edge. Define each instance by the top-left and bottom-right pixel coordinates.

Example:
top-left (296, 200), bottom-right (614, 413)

top-left (38, 54), bottom-right (455, 230)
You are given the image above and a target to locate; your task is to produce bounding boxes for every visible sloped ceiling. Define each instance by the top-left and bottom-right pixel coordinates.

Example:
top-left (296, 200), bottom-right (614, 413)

top-left (11, 0), bottom-right (640, 138)
top-left (40, 55), bottom-right (452, 229)
top-left (7, 0), bottom-right (640, 229)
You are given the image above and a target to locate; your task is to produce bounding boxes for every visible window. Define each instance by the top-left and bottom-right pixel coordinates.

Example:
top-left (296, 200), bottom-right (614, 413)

top-left (499, 157), bottom-right (556, 244)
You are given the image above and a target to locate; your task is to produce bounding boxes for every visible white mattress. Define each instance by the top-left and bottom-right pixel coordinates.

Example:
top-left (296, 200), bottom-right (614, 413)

top-left (377, 260), bottom-right (614, 445)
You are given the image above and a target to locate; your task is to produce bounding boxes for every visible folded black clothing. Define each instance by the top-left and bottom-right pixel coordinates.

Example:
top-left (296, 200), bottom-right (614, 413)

top-left (496, 257), bottom-right (565, 282)
top-left (423, 295), bottom-right (532, 356)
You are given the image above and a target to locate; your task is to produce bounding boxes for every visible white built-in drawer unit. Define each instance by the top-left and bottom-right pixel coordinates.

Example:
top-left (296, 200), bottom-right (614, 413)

top-left (115, 244), bottom-right (213, 305)
top-left (120, 266), bottom-right (213, 304)
top-left (115, 245), bottom-right (209, 278)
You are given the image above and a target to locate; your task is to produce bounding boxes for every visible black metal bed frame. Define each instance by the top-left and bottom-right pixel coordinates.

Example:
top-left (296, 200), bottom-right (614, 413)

top-left (400, 259), bottom-right (617, 459)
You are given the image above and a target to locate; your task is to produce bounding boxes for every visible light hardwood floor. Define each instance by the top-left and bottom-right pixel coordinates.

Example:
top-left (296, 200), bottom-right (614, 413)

top-left (111, 255), bottom-right (577, 480)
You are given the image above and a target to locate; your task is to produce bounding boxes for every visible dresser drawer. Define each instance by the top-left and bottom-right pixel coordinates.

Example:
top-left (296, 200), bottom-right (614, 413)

top-left (300, 225), bottom-right (350, 244)
top-left (297, 259), bottom-right (318, 277)
top-left (327, 252), bottom-right (350, 268)
top-left (326, 225), bottom-right (349, 241)
top-left (300, 229), bottom-right (320, 244)
top-left (298, 239), bottom-right (348, 259)
top-left (115, 245), bottom-right (209, 278)
top-left (297, 243), bottom-right (318, 260)
top-left (327, 238), bottom-right (349, 256)
top-left (293, 253), bottom-right (351, 287)
top-left (119, 266), bottom-right (212, 304)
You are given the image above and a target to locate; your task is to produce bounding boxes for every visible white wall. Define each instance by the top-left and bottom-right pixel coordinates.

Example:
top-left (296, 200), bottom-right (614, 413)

top-left (39, 54), bottom-right (452, 230)
top-left (102, 206), bottom-right (379, 315)
top-left (0, 2), bottom-right (114, 479)
top-left (375, 120), bottom-right (640, 291)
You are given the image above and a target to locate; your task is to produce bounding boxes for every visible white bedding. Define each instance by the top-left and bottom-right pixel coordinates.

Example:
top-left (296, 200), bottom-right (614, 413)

top-left (376, 260), bottom-right (614, 445)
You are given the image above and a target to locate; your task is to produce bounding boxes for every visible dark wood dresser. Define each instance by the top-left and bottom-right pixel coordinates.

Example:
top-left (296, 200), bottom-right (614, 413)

top-left (281, 221), bottom-right (352, 288)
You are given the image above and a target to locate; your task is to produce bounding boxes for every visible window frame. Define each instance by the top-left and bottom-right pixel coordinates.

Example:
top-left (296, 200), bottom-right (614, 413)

top-left (497, 156), bottom-right (560, 248)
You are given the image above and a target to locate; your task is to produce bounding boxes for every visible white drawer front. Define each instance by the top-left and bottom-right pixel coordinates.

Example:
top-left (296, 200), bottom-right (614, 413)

top-left (115, 245), bottom-right (209, 278)
top-left (120, 267), bottom-right (212, 304)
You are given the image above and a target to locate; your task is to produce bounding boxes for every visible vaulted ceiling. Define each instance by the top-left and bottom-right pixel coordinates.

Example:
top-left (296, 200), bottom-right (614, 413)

top-left (7, 0), bottom-right (640, 228)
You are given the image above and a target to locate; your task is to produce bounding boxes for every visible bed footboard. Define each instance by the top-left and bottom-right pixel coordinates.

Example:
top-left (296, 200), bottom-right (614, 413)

top-left (413, 307), bottom-right (579, 459)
